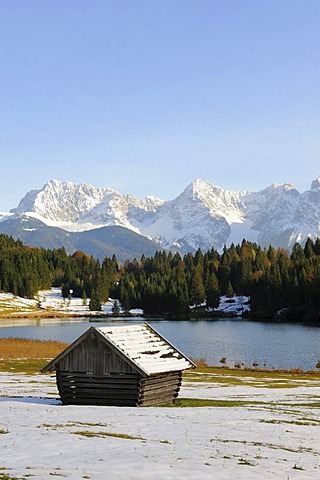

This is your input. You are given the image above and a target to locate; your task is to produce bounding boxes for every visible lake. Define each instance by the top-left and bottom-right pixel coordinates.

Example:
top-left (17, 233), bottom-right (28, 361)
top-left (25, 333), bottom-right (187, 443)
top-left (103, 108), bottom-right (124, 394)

top-left (0, 317), bottom-right (319, 371)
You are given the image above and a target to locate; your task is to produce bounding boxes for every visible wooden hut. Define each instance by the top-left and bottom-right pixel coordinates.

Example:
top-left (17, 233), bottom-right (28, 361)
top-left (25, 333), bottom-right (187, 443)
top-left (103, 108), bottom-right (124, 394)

top-left (41, 323), bottom-right (195, 406)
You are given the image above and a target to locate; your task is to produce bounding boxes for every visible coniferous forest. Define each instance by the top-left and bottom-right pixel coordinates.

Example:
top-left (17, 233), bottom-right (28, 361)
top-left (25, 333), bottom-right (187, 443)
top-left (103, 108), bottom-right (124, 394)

top-left (1, 233), bottom-right (320, 321)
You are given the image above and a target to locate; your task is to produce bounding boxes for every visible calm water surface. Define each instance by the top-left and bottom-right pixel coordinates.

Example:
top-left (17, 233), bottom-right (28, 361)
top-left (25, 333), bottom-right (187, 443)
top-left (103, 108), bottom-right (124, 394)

top-left (0, 317), bottom-right (319, 371)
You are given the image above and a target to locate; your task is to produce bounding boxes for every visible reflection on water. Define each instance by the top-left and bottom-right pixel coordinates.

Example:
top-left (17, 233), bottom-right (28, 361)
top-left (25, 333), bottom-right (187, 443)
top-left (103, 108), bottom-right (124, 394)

top-left (0, 317), bottom-right (319, 371)
top-left (0, 318), bottom-right (86, 327)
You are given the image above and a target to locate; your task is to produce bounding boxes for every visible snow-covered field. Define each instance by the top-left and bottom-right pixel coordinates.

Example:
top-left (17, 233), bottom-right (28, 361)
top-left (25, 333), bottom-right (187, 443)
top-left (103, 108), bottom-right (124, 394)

top-left (0, 287), bottom-right (143, 317)
top-left (1, 287), bottom-right (247, 318)
top-left (38, 288), bottom-right (120, 315)
top-left (0, 292), bottom-right (40, 312)
top-left (0, 372), bottom-right (319, 479)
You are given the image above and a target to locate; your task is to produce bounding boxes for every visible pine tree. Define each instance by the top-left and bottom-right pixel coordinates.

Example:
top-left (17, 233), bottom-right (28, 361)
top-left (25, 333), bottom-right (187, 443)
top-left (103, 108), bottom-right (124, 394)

top-left (304, 237), bottom-right (315, 259)
top-left (112, 300), bottom-right (120, 316)
top-left (206, 272), bottom-right (220, 309)
top-left (189, 265), bottom-right (206, 307)
top-left (82, 291), bottom-right (87, 306)
top-left (121, 290), bottom-right (130, 314)
top-left (226, 281), bottom-right (234, 298)
top-left (89, 289), bottom-right (101, 311)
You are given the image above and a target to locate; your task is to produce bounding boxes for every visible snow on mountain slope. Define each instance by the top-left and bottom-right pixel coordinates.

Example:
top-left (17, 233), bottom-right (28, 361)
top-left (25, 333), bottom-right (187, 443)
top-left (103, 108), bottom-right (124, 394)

top-left (0, 212), bottom-right (14, 223)
top-left (12, 179), bottom-right (164, 233)
top-left (241, 179), bottom-right (320, 248)
top-left (139, 179), bottom-right (247, 251)
top-left (13, 179), bottom-right (106, 222)
top-left (9, 176), bottom-right (320, 253)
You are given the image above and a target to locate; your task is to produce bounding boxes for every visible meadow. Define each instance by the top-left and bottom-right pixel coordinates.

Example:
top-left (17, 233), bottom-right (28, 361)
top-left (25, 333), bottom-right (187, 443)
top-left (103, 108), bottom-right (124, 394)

top-left (1, 338), bottom-right (320, 479)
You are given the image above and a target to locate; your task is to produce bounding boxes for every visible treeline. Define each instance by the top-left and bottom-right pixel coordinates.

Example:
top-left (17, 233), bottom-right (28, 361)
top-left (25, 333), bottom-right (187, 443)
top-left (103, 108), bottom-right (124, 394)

top-left (1, 232), bottom-right (320, 319)
top-left (0, 234), bottom-right (118, 308)
top-left (0, 235), bottom-right (51, 297)
top-left (116, 238), bottom-right (320, 318)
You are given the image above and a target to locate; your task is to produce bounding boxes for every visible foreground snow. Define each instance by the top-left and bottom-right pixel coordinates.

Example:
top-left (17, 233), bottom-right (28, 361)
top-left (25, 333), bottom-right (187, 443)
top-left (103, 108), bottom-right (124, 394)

top-left (0, 372), bottom-right (319, 479)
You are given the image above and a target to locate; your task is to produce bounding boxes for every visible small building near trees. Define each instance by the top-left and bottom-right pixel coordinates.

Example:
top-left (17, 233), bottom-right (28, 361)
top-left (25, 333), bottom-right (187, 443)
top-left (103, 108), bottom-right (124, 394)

top-left (41, 323), bottom-right (195, 406)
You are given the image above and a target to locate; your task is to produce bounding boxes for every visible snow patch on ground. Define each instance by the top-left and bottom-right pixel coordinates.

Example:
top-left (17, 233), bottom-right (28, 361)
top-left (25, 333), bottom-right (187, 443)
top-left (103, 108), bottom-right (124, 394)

top-left (0, 292), bottom-right (39, 310)
top-left (38, 287), bottom-right (141, 316)
top-left (0, 372), bottom-right (319, 479)
top-left (0, 287), bottom-right (137, 317)
top-left (215, 295), bottom-right (250, 316)
top-left (1, 287), bottom-right (243, 317)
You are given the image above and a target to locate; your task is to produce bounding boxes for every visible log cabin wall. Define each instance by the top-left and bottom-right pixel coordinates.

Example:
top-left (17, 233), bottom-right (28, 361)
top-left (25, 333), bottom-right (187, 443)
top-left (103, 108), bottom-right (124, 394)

top-left (59, 332), bottom-right (135, 375)
top-left (56, 332), bottom-right (141, 406)
top-left (138, 371), bottom-right (182, 406)
top-left (56, 368), bottom-right (141, 406)
top-left (56, 368), bottom-right (182, 406)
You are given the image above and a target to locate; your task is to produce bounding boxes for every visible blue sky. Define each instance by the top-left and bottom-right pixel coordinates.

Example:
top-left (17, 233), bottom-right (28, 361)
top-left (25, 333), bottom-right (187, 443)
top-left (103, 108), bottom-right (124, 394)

top-left (0, 0), bottom-right (319, 210)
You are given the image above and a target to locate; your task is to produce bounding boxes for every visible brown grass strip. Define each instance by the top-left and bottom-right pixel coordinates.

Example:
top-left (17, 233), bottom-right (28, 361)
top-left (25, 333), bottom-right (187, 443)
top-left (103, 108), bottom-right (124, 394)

top-left (0, 338), bottom-right (69, 359)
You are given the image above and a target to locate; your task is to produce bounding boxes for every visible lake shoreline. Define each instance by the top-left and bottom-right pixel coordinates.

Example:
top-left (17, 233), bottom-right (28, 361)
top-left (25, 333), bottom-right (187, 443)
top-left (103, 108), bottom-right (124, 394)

top-left (1, 309), bottom-right (320, 327)
top-left (1, 315), bottom-right (320, 371)
top-left (0, 310), bottom-right (145, 321)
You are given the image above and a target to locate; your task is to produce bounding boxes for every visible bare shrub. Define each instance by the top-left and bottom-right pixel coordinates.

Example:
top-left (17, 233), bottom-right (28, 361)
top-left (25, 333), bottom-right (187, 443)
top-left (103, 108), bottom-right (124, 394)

top-left (234, 362), bottom-right (244, 369)
top-left (289, 368), bottom-right (304, 374)
top-left (190, 357), bottom-right (208, 368)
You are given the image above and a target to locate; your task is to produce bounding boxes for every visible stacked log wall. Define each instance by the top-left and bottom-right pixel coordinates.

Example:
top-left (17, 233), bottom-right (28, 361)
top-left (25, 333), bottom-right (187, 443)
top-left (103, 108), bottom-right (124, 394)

top-left (138, 371), bottom-right (182, 406)
top-left (56, 369), bottom-right (182, 406)
top-left (57, 369), bottom-right (140, 406)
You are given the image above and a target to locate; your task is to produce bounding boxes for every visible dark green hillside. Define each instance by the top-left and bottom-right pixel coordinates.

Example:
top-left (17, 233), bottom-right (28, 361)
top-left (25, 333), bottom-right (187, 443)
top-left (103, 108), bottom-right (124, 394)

top-left (0, 215), bottom-right (161, 262)
top-left (75, 226), bottom-right (162, 262)
top-left (0, 215), bottom-right (75, 251)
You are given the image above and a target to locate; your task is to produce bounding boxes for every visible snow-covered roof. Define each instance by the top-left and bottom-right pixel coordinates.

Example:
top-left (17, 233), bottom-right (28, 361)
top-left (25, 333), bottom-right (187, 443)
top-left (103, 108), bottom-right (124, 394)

top-left (96, 323), bottom-right (195, 375)
top-left (41, 323), bottom-right (195, 376)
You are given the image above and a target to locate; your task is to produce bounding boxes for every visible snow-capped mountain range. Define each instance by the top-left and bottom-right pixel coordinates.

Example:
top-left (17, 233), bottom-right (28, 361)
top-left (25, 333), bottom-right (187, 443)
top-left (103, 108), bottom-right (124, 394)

top-left (3, 177), bottom-right (320, 253)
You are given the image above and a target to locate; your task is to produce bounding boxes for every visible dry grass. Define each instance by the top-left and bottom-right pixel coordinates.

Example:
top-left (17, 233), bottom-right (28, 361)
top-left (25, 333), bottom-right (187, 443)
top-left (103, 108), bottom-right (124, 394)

top-left (184, 366), bottom-right (320, 388)
top-left (0, 338), bottom-right (69, 360)
top-left (71, 431), bottom-right (145, 441)
top-left (190, 357), bottom-right (208, 368)
top-left (193, 365), bottom-right (320, 377)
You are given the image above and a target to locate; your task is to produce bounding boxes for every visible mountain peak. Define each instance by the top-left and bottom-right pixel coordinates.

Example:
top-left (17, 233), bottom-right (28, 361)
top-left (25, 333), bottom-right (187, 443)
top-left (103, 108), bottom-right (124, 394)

top-left (182, 179), bottom-right (221, 200)
top-left (192, 178), bottom-right (213, 188)
top-left (311, 176), bottom-right (320, 191)
top-left (7, 176), bottom-right (320, 255)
